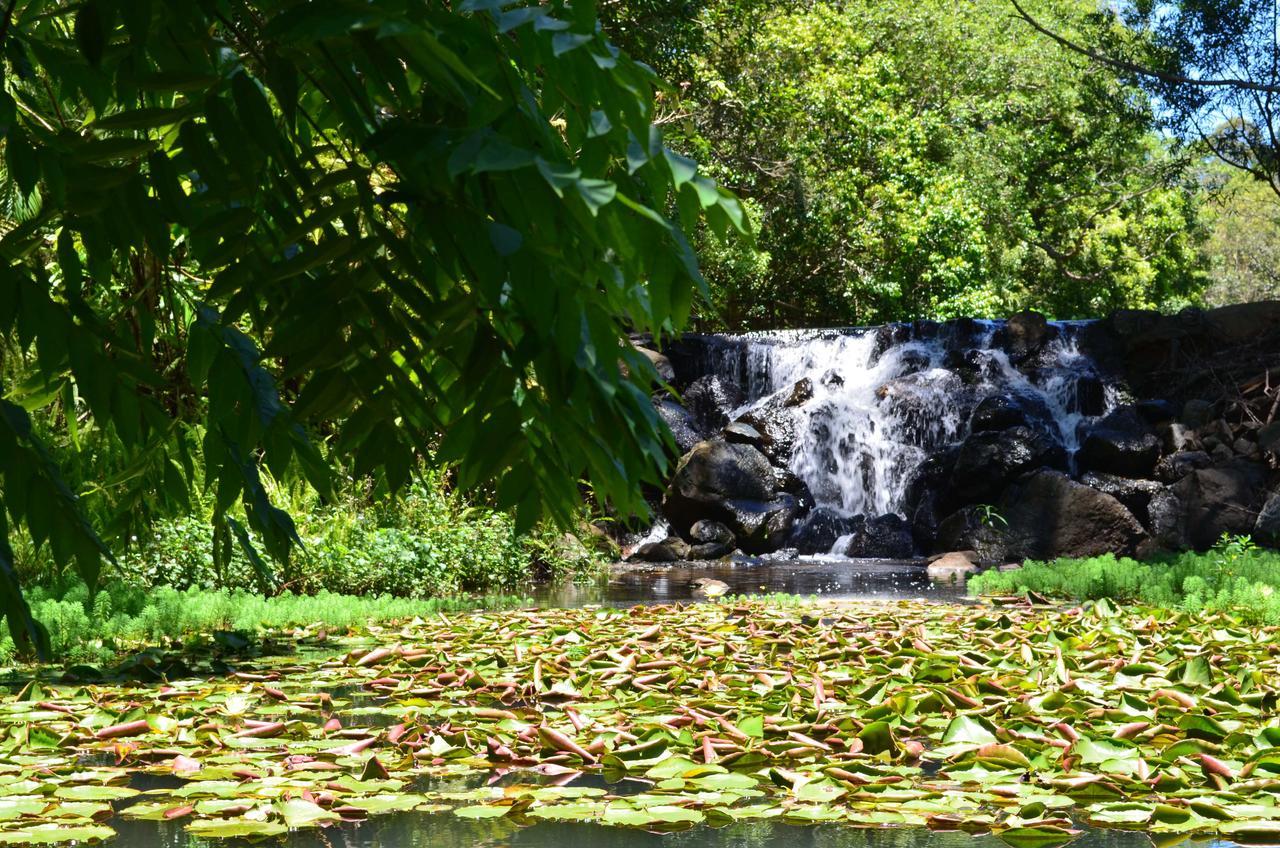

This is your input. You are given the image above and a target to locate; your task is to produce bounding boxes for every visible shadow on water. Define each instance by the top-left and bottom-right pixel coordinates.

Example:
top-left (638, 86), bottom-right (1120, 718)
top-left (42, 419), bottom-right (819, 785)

top-left (532, 557), bottom-right (970, 608)
top-left (107, 809), bottom-right (1189, 848)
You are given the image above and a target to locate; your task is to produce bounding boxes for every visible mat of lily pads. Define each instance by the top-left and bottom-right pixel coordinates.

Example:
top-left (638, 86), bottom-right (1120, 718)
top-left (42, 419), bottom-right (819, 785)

top-left (2, 598), bottom-right (1280, 845)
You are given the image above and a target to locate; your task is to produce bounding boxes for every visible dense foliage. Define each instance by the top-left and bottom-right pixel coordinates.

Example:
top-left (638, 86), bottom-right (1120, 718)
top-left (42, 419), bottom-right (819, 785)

top-left (605, 0), bottom-right (1207, 328)
top-left (968, 535), bottom-right (1280, 623)
top-left (0, 0), bottom-right (746, 654)
top-left (103, 474), bottom-right (607, 597)
top-left (1202, 165), bottom-right (1280, 304)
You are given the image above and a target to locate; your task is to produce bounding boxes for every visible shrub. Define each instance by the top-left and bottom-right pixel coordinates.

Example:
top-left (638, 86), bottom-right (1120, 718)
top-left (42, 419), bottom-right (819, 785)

top-left (968, 535), bottom-right (1280, 623)
top-left (105, 472), bottom-right (607, 598)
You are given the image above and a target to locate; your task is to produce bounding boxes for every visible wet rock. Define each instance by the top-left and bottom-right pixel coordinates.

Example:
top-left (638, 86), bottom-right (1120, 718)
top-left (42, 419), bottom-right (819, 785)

top-left (927, 551), bottom-right (978, 581)
top-left (663, 439), bottom-right (798, 550)
top-left (788, 506), bottom-right (860, 555)
top-left (723, 421), bottom-right (764, 447)
top-left (723, 494), bottom-right (804, 554)
top-left (1147, 488), bottom-right (1187, 550)
top-left (1154, 450), bottom-right (1213, 483)
top-left (665, 439), bottom-right (775, 506)
top-left (869, 324), bottom-right (912, 366)
top-left (949, 426), bottom-right (1068, 502)
top-left (656, 399), bottom-right (705, 454)
top-left (1170, 459), bottom-right (1268, 548)
top-left (631, 537), bottom-right (690, 562)
top-left (1003, 310), bottom-right (1051, 361)
top-left (1080, 472), bottom-right (1164, 527)
top-left (1077, 406), bottom-right (1160, 478)
top-left (680, 375), bottom-right (738, 434)
top-left (838, 514), bottom-right (915, 559)
top-left (1109, 308), bottom-right (1162, 338)
top-left (970, 393), bottom-right (1054, 433)
top-left (687, 520), bottom-right (735, 558)
top-left (690, 519), bottom-right (734, 546)
top-left (735, 400), bottom-right (797, 465)
top-left (934, 507), bottom-right (1011, 563)
top-left (997, 470), bottom-right (1148, 559)
top-left (895, 349), bottom-right (932, 377)
top-left (785, 378), bottom-right (814, 407)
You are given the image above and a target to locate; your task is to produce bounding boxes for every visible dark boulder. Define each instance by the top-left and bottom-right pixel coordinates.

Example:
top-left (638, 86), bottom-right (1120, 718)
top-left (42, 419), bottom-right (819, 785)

top-left (724, 494), bottom-right (804, 554)
top-left (1169, 459), bottom-right (1267, 548)
top-left (690, 519), bottom-right (734, 544)
top-left (1254, 491), bottom-right (1280, 543)
top-left (970, 392), bottom-right (1054, 433)
top-left (1079, 472), bottom-right (1164, 527)
top-left (838, 514), bottom-right (916, 559)
top-left (656, 399), bottom-right (705, 454)
top-left (1001, 310), bottom-right (1052, 362)
top-left (1077, 406), bottom-right (1160, 478)
top-left (789, 507), bottom-right (860, 555)
top-left (687, 519), bottom-right (735, 559)
top-left (1147, 488), bottom-right (1188, 550)
top-left (1154, 450), bottom-right (1213, 483)
top-left (1136, 398), bottom-right (1178, 425)
top-left (1069, 375), bottom-right (1108, 417)
top-left (869, 324), bottom-right (912, 366)
top-left (949, 426), bottom-right (1068, 503)
top-left (997, 470), bottom-right (1148, 559)
top-left (785, 378), bottom-right (814, 407)
top-left (1258, 421), bottom-right (1280, 456)
top-left (680, 375), bottom-right (739, 434)
top-left (663, 439), bottom-right (775, 531)
top-left (734, 406), bottom-right (797, 466)
top-left (662, 439), bottom-right (805, 553)
top-left (934, 506), bottom-right (1012, 563)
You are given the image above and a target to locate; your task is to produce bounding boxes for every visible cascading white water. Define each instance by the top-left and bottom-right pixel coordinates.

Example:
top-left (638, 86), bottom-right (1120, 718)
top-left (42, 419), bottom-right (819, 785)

top-left (710, 322), bottom-right (1115, 519)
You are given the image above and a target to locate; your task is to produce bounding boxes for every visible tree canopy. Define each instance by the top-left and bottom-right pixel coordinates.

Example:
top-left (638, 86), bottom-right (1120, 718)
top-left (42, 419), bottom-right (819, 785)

top-left (0, 0), bottom-right (747, 655)
top-left (606, 0), bottom-right (1208, 328)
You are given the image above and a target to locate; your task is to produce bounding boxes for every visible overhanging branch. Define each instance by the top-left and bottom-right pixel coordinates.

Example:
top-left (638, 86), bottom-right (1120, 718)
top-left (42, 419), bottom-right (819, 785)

top-left (1009, 0), bottom-right (1280, 95)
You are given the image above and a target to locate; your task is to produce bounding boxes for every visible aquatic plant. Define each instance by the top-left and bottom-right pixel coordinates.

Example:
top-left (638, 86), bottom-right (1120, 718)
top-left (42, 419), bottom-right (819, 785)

top-left (0, 599), bottom-right (1278, 842)
top-left (968, 535), bottom-right (1280, 623)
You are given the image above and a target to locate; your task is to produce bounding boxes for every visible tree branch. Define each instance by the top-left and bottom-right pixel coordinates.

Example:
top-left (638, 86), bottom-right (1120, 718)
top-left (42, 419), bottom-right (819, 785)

top-left (1009, 0), bottom-right (1280, 95)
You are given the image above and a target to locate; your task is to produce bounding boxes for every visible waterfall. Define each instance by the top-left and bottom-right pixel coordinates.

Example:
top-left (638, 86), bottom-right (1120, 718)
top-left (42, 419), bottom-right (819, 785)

top-left (697, 321), bottom-right (1116, 519)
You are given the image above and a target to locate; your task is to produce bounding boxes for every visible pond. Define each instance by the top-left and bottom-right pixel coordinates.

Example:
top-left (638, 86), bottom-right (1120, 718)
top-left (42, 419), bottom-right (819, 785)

top-left (0, 565), bottom-right (1266, 848)
top-left (532, 557), bottom-right (969, 607)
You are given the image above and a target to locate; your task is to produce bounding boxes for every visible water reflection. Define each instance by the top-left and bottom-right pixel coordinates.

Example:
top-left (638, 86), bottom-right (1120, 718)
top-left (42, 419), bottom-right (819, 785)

top-left (532, 557), bottom-right (969, 608)
top-left (107, 809), bottom-right (1209, 848)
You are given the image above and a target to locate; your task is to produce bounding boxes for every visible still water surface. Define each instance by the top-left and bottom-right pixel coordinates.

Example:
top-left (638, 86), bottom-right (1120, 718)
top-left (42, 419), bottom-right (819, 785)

top-left (90, 559), bottom-right (1223, 848)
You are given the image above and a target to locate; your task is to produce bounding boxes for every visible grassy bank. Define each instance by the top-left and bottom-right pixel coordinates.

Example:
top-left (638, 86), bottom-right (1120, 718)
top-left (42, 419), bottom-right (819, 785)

top-left (968, 535), bottom-right (1280, 622)
top-left (0, 580), bottom-right (531, 667)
